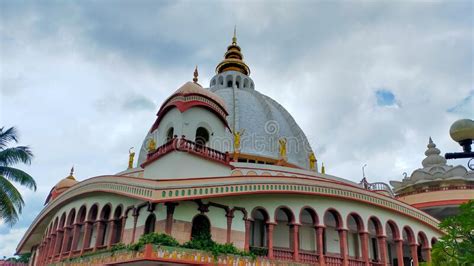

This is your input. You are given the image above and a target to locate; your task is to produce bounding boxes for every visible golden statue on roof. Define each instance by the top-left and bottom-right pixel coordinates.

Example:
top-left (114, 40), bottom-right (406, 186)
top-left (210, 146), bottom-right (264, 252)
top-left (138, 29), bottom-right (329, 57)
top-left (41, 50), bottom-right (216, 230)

top-left (128, 147), bottom-right (135, 169)
top-left (233, 129), bottom-right (245, 152)
top-left (279, 137), bottom-right (287, 160)
top-left (309, 152), bottom-right (317, 171)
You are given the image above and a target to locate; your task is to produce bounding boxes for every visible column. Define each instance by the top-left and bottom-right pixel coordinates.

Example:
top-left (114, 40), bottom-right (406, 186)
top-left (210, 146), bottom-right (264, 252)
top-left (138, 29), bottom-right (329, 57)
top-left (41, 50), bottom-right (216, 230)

top-left (93, 220), bottom-right (104, 250)
top-left (315, 225), bottom-right (325, 266)
top-left (81, 221), bottom-right (93, 253)
top-left (338, 228), bottom-right (348, 266)
top-left (291, 223), bottom-right (300, 261)
top-left (244, 219), bottom-right (251, 251)
top-left (107, 219), bottom-right (116, 248)
top-left (359, 231), bottom-right (370, 266)
top-left (423, 247), bottom-right (432, 263)
top-left (120, 215), bottom-right (127, 243)
top-left (267, 223), bottom-right (275, 259)
top-left (70, 223), bottom-right (81, 252)
top-left (410, 243), bottom-right (419, 266)
top-left (59, 226), bottom-right (71, 257)
top-left (377, 234), bottom-right (387, 265)
top-left (394, 239), bottom-right (404, 266)
top-left (131, 213), bottom-right (139, 243)
top-left (165, 203), bottom-right (178, 235)
top-left (226, 212), bottom-right (234, 244)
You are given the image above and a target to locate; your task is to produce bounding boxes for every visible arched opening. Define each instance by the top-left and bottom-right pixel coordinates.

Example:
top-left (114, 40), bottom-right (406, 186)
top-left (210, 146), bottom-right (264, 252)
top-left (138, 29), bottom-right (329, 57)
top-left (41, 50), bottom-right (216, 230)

top-left (250, 208), bottom-right (269, 249)
top-left (386, 221), bottom-right (400, 266)
top-left (243, 78), bottom-right (249, 88)
top-left (417, 232), bottom-right (429, 262)
top-left (218, 76), bottom-right (224, 85)
top-left (368, 217), bottom-right (384, 263)
top-left (323, 209), bottom-right (343, 257)
top-left (347, 213), bottom-right (364, 259)
top-left (74, 206), bottom-right (87, 250)
top-left (211, 79), bottom-right (216, 86)
top-left (111, 206), bottom-right (123, 245)
top-left (402, 226), bottom-right (417, 265)
top-left (236, 76), bottom-right (242, 88)
top-left (64, 209), bottom-right (76, 253)
top-left (225, 75), bottom-right (233, 88)
top-left (299, 208), bottom-right (317, 253)
top-left (191, 214), bottom-right (211, 240)
top-left (97, 205), bottom-right (111, 247)
top-left (195, 127), bottom-right (209, 146)
top-left (166, 127), bottom-right (174, 142)
top-left (48, 218), bottom-right (59, 258)
top-left (431, 237), bottom-right (437, 248)
top-left (144, 213), bottom-right (156, 235)
top-left (273, 207), bottom-right (294, 251)
top-left (86, 204), bottom-right (99, 248)
top-left (55, 213), bottom-right (66, 255)
top-left (227, 80), bottom-right (233, 87)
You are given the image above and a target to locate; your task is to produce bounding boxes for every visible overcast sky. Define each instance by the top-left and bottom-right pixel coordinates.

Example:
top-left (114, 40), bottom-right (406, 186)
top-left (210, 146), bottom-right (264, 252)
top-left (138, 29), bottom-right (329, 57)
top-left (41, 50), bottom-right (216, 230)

top-left (0, 0), bottom-right (473, 257)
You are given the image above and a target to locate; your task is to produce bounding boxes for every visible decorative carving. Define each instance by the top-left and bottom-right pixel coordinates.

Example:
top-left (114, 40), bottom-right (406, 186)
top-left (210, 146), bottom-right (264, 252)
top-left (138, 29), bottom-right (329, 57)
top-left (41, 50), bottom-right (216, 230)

top-left (128, 148), bottom-right (135, 169)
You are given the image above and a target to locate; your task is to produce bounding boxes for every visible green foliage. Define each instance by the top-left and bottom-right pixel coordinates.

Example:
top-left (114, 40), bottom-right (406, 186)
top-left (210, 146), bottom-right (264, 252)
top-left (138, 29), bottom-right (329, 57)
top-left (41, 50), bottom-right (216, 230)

top-left (129, 232), bottom-right (180, 251)
top-left (249, 246), bottom-right (268, 256)
top-left (110, 243), bottom-right (127, 253)
top-left (432, 200), bottom-right (474, 266)
top-left (0, 126), bottom-right (36, 225)
top-left (6, 253), bottom-right (31, 263)
top-left (182, 231), bottom-right (254, 259)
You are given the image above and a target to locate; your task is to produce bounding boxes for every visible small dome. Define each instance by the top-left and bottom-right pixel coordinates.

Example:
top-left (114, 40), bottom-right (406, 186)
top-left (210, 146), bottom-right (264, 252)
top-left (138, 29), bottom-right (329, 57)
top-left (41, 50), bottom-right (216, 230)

top-left (174, 81), bottom-right (227, 109)
top-left (55, 168), bottom-right (78, 190)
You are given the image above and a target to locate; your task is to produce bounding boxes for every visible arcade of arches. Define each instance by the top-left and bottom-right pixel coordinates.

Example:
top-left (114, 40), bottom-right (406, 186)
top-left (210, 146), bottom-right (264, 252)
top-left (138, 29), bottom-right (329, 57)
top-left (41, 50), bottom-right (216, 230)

top-left (36, 202), bottom-right (435, 266)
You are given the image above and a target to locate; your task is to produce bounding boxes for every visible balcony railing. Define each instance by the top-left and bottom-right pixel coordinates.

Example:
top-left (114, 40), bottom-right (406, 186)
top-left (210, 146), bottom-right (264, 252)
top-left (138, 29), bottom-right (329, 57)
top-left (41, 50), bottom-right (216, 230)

top-left (348, 257), bottom-right (365, 266)
top-left (273, 247), bottom-right (293, 261)
top-left (299, 250), bottom-right (318, 264)
top-left (325, 254), bottom-right (343, 266)
top-left (396, 184), bottom-right (474, 197)
top-left (143, 136), bottom-right (230, 167)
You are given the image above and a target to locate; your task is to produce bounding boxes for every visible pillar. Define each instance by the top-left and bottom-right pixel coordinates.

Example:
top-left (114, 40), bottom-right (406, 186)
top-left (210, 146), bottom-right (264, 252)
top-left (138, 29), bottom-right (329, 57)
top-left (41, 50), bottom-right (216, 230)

top-left (394, 239), bottom-right (404, 266)
top-left (93, 220), bottom-right (104, 250)
top-left (338, 228), bottom-right (348, 266)
top-left (423, 247), bottom-right (432, 263)
top-left (131, 213), bottom-right (139, 243)
top-left (359, 231), bottom-right (370, 266)
top-left (292, 223), bottom-right (300, 261)
top-left (81, 221), bottom-right (93, 253)
top-left (107, 219), bottom-right (116, 248)
top-left (410, 243), bottom-right (419, 266)
top-left (226, 212), bottom-right (234, 244)
top-left (316, 225), bottom-right (325, 266)
top-left (70, 223), bottom-right (80, 252)
top-left (244, 219), bottom-right (251, 251)
top-left (267, 223), bottom-right (275, 259)
top-left (59, 226), bottom-right (71, 257)
top-left (165, 203), bottom-right (178, 235)
top-left (377, 234), bottom-right (387, 265)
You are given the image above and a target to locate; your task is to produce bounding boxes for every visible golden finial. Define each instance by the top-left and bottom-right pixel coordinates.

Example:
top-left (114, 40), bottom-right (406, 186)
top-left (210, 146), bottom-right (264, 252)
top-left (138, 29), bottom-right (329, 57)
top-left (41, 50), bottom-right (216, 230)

top-left (321, 163), bottom-right (326, 174)
top-left (128, 147), bottom-right (135, 169)
top-left (67, 166), bottom-right (75, 180)
top-left (232, 25), bottom-right (237, 45)
top-left (193, 66), bottom-right (198, 83)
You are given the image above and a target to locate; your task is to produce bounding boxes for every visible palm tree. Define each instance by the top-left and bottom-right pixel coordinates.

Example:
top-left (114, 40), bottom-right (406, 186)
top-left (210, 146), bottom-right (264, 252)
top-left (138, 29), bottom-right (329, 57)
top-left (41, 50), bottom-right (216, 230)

top-left (0, 127), bottom-right (36, 225)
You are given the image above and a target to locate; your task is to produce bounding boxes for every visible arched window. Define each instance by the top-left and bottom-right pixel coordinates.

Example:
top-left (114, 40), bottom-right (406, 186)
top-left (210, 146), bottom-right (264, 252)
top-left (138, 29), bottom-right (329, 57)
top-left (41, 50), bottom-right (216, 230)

top-left (191, 215), bottom-right (211, 240)
top-left (97, 205), bottom-right (111, 247)
top-left (195, 127), bottom-right (209, 146)
top-left (144, 214), bottom-right (156, 235)
top-left (250, 208), bottom-right (269, 248)
top-left (227, 80), bottom-right (233, 87)
top-left (166, 127), bottom-right (174, 142)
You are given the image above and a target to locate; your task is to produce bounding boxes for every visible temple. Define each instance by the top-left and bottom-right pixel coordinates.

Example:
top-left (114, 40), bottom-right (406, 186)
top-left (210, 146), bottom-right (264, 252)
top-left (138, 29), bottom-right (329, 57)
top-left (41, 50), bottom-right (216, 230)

top-left (17, 33), bottom-right (466, 266)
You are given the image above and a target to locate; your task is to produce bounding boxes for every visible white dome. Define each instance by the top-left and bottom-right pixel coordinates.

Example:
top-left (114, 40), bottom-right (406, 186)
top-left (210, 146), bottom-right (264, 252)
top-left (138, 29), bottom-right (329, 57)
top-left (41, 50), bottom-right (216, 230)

top-left (210, 71), bottom-right (313, 169)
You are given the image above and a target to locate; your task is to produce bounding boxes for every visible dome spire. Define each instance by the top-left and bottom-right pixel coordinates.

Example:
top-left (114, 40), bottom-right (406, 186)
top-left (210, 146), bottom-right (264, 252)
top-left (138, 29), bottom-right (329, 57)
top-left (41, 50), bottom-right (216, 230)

top-left (215, 27), bottom-right (251, 76)
top-left (193, 66), bottom-right (199, 83)
top-left (422, 137), bottom-right (447, 167)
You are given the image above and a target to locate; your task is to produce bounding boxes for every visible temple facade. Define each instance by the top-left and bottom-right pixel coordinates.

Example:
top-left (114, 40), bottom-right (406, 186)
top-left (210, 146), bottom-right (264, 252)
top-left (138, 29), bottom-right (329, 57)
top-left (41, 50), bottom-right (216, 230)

top-left (17, 34), bottom-right (446, 266)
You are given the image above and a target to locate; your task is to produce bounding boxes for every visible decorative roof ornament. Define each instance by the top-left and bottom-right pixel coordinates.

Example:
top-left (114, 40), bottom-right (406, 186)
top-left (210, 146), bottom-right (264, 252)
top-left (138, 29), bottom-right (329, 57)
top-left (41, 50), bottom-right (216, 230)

top-left (390, 137), bottom-right (474, 193)
top-left (422, 137), bottom-right (447, 167)
top-left (193, 66), bottom-right (199, 84)
top-left (321, 163), bottom-right (326, 174)
top-left (128, 147), bottom-right (135, 169)
top-left (215, 27), bottom-right (251, 76)
top-left (67, 166), bottom-right (75, 180)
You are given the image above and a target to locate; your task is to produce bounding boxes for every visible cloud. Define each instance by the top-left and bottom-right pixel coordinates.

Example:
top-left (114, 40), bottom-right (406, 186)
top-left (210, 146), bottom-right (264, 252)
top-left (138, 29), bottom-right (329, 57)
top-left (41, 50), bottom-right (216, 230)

top-left (447, 90), bottom-right (474, 117)
top-left (0, 0), bottom-right (472, 257)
